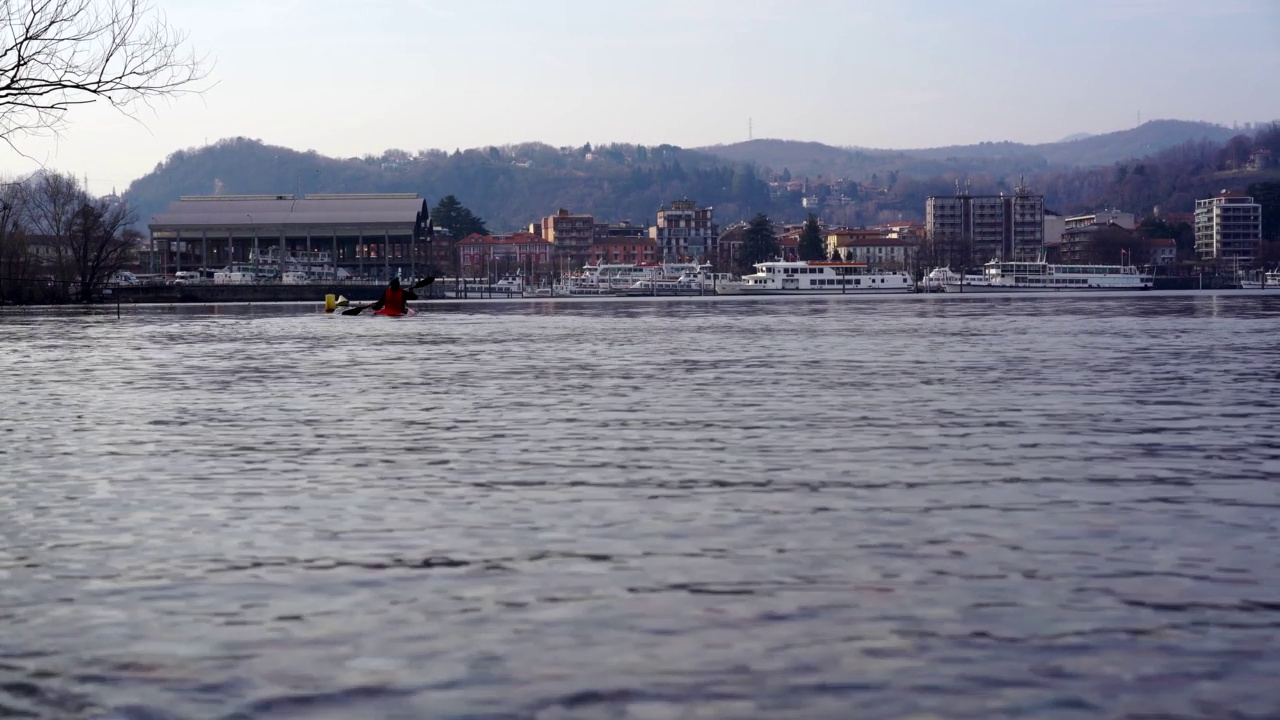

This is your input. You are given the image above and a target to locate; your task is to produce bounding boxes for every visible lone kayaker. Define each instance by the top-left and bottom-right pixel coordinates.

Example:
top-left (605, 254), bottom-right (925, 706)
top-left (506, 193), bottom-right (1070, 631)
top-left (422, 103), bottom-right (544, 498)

top-left (371, 277), bottom-right (417, 315)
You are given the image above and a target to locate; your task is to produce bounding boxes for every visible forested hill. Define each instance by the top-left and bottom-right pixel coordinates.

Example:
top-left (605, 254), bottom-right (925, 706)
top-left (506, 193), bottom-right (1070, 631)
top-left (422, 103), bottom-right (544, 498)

top-left (698, 120), bottom-right (1245, 179)
top-left (123, 138), bottom-right (778, 232)
top-left (123, 121), bottom-right (1278, 233)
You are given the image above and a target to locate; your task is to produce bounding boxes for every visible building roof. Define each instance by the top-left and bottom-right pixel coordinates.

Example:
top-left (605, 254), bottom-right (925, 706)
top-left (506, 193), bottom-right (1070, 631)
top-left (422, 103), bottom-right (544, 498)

top-left (148, 194), bottom-right (429, 236)
top-left (1148, 237), bottom-right (1177, 247)
top-left (827, 229), bottom-right (888, 239)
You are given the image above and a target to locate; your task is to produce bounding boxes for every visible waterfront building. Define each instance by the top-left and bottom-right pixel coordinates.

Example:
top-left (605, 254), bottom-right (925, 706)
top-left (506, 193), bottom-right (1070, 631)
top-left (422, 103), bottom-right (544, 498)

top-left (593, 220), bottom-right (648, 241)
top-left (1065, 210), bottom-right (1136, 231)
top-left (1043, 210), bottom-right (1065, 248)
top-left (650, 199), bottom-right (717, 261)
top-left (1060, 222), bottom-right (1133, 263)
top-left (824, 229), bottom-right (885, 259)
top-left (1148, 238), bottom-right (1178, 265)
top-left (925, 182), bottom-right (1045, 266)
top-left (541, 209), bottom-right (595, 269)
top-left (590, 237), bottom-right (658, 265)
top-left (147, 193), bottom-right (431, 280)
top-left (715, 222), bottom-right (748, 273)
top-left (1195, 191), bottom-right (1262, 264)
top-left (457, 232), bottom-right (553, 281)
top-left (833, 236), bottom-right (914, 270)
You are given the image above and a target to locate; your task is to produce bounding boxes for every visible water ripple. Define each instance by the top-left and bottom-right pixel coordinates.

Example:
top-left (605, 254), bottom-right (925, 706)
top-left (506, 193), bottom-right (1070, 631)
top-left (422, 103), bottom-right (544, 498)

top-left (2, 294), bottom-right (1280, 718)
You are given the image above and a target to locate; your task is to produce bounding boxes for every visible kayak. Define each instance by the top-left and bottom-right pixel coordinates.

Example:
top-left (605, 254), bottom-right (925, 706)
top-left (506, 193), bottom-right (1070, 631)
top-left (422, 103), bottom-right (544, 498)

top-left (373, 303), bottom-right (417, 315)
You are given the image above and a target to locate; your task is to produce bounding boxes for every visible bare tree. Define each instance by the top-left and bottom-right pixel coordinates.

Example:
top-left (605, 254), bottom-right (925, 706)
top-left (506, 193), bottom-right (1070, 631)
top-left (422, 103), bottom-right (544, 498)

top-left (65, 197), bottom-right (135, 300)
top-left (19, 169), bottom-right (83, 280)
top-left (0, 180), bottom-right (35, 302)
top-left (0, 0), bottom-right (209, 150)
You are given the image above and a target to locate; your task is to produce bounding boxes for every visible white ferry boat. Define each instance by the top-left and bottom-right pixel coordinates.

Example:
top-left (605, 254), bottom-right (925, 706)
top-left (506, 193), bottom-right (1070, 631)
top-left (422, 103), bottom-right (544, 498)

top-left (717, 260), bottom-right (914, 295)
top-left (1241, 269), bottom-right (1280, 291)
top-left (556, 261), bottom-right (716, 295)
top-left (457, 273), bottom-right (525, 295)
top-left (621, 276), bottom-right (706, 296)
top-left (943, 260), bottom-right (1153, 292)
top-left (921, 267), bottom-right (987, 293)
top-left (254, 248), bottom-right (353, 282)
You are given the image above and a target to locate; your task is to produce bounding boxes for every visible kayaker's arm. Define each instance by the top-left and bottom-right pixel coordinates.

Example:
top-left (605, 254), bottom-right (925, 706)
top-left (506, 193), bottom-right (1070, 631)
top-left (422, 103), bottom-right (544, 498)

top-left (402, 290), bottom-right (418, 301)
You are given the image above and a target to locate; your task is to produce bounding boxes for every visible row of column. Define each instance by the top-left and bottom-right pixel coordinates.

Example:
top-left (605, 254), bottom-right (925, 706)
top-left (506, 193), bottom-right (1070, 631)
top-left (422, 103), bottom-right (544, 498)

top-left (156, 229), bottom-right (422, 280)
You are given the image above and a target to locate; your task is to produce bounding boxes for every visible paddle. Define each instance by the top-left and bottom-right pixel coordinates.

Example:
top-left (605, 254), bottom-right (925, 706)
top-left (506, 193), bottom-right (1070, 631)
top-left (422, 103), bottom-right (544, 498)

top-left (341, 277), bottom-right (435, 316)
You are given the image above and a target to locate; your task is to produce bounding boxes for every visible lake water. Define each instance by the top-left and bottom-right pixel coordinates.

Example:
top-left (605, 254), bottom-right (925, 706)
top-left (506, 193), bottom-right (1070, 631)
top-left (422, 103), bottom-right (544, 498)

top-left (2, 292), bottom-right (1279, 720)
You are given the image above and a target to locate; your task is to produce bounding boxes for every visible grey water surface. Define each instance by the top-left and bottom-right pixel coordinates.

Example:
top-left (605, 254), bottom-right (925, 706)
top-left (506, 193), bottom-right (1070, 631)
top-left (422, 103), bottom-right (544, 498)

top-left (2, 293), bottom-right (1280, 720)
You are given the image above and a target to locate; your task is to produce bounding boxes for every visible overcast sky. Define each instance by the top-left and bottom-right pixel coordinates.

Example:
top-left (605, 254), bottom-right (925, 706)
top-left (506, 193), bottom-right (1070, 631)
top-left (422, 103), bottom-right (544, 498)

top-left (3, 0), bottom-right (1279, 195)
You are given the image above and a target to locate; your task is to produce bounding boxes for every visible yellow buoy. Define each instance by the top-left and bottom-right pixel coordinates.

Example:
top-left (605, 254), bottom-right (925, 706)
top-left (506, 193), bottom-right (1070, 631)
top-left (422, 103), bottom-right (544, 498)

top-left (324, 293), bottom-right (336, 313)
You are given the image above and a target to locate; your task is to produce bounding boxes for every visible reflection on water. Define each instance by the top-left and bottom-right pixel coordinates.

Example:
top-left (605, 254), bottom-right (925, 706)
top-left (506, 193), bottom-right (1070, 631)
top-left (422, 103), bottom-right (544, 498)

top-left (2, 293), bottom-right (1280, 719)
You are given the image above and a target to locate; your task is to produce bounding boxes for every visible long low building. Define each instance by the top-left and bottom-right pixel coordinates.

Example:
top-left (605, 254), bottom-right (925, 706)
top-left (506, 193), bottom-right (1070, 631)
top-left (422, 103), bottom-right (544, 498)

top-left (147, 193), bottom-right (432, 280)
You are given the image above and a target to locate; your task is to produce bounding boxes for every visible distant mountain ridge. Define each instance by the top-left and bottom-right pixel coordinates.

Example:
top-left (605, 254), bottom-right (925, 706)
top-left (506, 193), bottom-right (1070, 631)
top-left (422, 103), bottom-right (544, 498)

top-left (697, 120), bottom-right (1244, 179)
top-left (121, 119), bottom-right (1274, 236)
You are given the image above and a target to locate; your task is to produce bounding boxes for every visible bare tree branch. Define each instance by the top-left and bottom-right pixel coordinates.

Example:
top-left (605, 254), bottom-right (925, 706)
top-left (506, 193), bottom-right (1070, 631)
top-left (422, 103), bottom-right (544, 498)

top-left (0, 0), bottom-right (210, 151)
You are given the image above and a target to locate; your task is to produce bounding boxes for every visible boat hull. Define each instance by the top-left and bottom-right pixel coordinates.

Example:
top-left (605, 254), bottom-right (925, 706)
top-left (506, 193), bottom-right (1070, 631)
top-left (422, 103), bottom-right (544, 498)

top-left (943, 283), bottom-right (1151, 292)
top-left (373, 308), bottom-right (418, 317)
top-left (721, 287), bottom-right (914, 295)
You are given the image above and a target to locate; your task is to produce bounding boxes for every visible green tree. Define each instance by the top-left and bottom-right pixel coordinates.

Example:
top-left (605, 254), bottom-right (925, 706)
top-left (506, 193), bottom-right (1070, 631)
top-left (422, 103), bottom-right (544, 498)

top-left (797, 213), bottom-right (824, 261)
top-left (828, 246), bottom-right (841, 262)
top-left (738, 213), bottom-right (779, 273)
top-left (431, 194), bottom-right (488, 238)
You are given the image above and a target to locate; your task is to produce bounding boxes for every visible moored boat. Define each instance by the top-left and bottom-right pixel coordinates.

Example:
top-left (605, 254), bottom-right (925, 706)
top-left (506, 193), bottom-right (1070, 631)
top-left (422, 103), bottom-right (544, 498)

top-left (718, 260), bottom-right (914, 295)
top-left (945, 260), bottom-right (1152, 292)
top-left (921, 267), bottom-right (987, 292)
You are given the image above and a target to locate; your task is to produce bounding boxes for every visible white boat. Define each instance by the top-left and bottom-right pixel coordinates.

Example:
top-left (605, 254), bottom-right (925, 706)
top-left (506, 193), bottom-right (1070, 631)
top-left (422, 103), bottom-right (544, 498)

top-left (555, 261), bottom-right (712, 295)
top-left (253, 248), bottom-right (353, 281)
top-left (943, 260), bottom-right (1153, 292)
top-left (1242, 269), bottom-right (1280, 291)
top-left (213, 264), bottom-right (265, 284)
top-left (621, 276), bottom-right (705, 296)
top-left (457, 274), bottom-right (526, 295)
top-left (922, 267), bottom-right (986, 293)
top-left (493, 273), bottom-right (524, 293)
top-left (717, 260), bottom-right (914, 295)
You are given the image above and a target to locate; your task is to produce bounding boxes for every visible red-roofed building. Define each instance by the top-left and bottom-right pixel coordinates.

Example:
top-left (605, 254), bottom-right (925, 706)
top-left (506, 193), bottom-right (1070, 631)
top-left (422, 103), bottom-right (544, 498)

top-left (824, 229), bottom-right (888, 259)
top-left (457, 232), bottom-right (554, 281)
top-left (1147, 237), bottom-right (1177, 266)
top-left (833, 237), bottom-right (914, 269)
top-left (590, 237), bottom-right (658, 264)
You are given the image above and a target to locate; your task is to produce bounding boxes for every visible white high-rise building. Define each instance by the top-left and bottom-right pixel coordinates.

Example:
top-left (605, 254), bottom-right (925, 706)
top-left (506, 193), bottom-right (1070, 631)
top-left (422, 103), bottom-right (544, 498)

top-left (1195, 191), bottom-right (1262, 264)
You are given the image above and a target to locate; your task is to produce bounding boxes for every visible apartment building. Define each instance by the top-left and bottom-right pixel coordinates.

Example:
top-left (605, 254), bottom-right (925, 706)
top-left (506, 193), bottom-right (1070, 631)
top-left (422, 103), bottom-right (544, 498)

top-left (650, 199), bottom-right (718, 261)
top-left (1195, 191), bottom-right (1262, 264)
top-left (925, 184), bottom-right (1045, 266)
top-left (1065, 210), bottom-right (1135, 231)
top-left (541, 208), bottom-right (595, 268)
